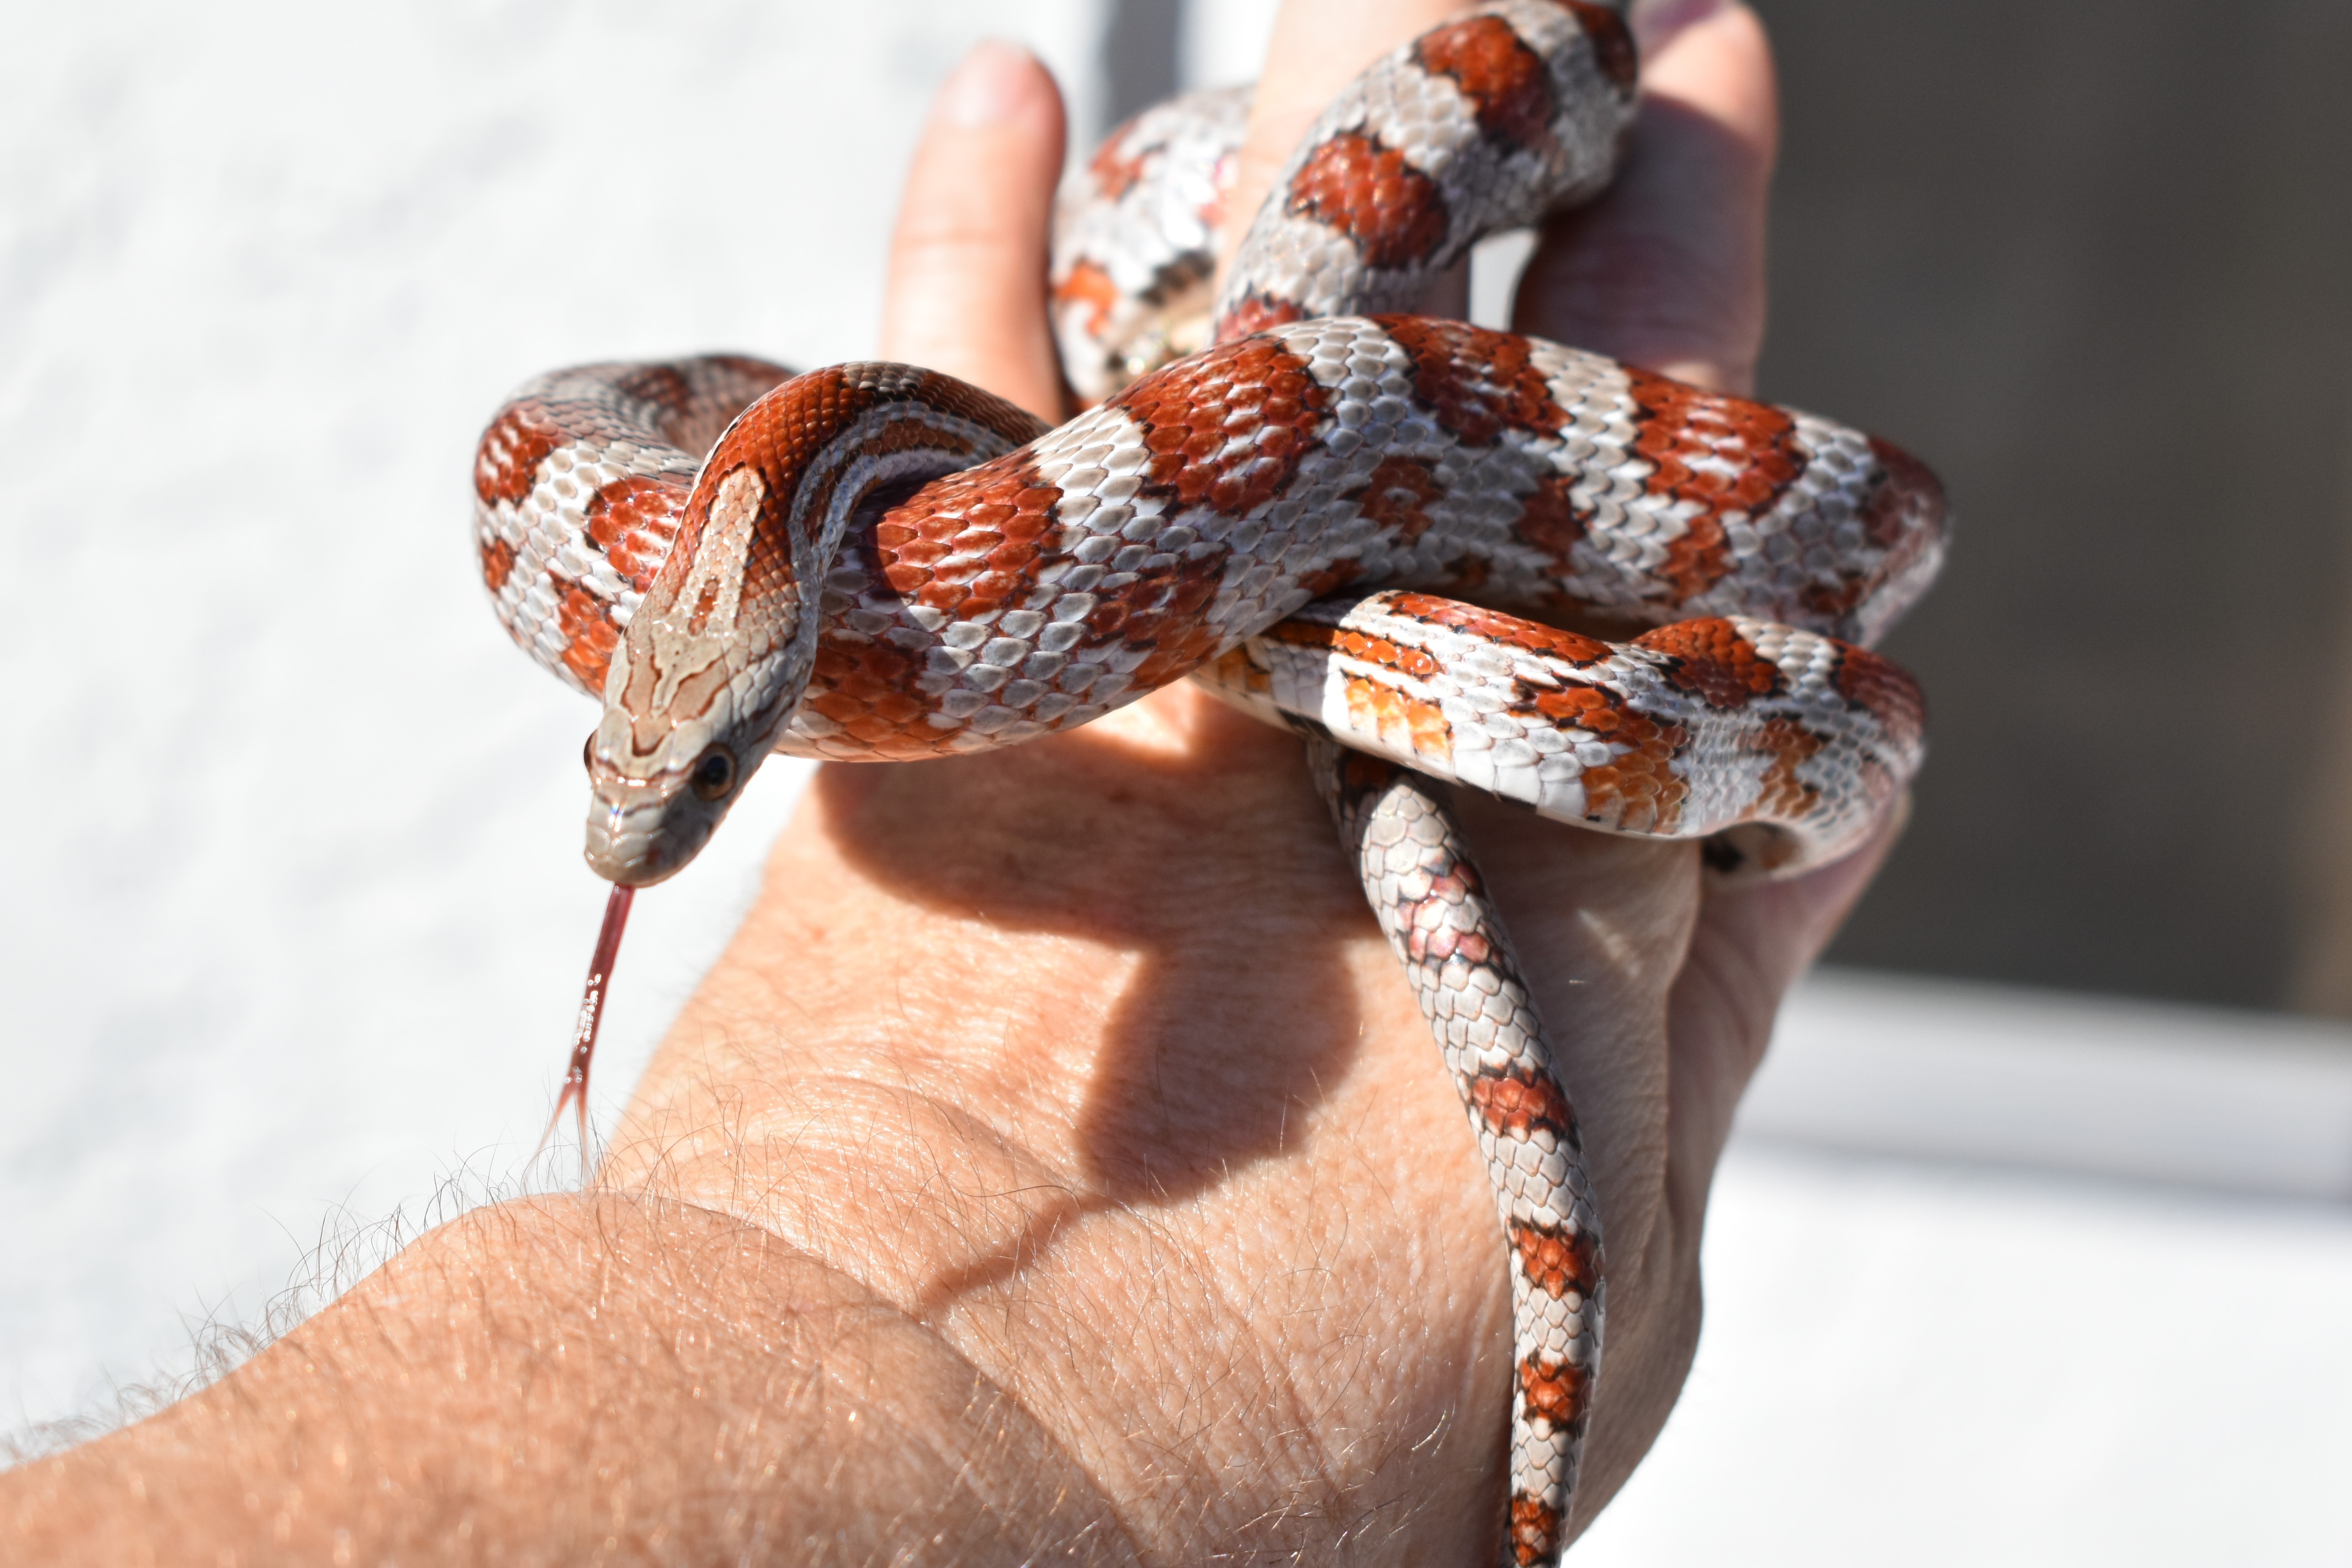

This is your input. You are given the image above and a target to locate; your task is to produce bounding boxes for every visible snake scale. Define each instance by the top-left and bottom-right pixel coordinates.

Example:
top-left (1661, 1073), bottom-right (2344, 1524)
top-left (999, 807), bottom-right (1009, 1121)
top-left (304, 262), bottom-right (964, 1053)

top-left (469, 2), bottom-right (1944, 1558)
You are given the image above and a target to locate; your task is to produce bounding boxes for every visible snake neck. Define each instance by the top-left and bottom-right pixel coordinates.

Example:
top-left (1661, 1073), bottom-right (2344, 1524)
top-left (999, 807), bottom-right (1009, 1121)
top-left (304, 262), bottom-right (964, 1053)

top-left (582, 364), bottom-right (1047, 886)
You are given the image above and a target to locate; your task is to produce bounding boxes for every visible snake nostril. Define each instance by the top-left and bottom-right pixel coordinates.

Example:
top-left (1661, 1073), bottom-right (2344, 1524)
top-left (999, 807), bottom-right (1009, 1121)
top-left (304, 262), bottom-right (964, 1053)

top-left (690, 744), bottom-right (738, 801)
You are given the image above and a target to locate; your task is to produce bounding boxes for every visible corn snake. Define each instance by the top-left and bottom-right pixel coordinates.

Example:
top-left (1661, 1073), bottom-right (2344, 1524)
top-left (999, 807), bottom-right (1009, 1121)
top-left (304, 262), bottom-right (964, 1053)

top-left (470, 2), bottom-right (1944, 1557)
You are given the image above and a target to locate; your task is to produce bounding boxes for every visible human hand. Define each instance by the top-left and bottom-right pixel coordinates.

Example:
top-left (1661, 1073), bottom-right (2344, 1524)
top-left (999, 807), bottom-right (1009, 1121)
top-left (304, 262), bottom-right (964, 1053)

top-left (603, 0), bottom-right (1898, 1558)
top-left (0, 7), bottom-right (1902, 1562)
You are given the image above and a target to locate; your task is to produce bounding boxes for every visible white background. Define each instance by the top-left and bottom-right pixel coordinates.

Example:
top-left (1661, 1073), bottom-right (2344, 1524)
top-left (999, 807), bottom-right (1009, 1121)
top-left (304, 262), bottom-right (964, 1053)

top-left (3, 2), bottom-right (2347, 1562)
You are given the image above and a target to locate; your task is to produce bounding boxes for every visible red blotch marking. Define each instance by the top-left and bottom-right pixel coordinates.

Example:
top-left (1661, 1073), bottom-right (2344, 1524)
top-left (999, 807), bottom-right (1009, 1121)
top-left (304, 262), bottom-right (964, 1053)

top-left (1514, 472), bottom-right (1588, 565)
top-left (1469, 1068), bottom-right (1574, 1143)
top-left (584, 474), bottom-right (689, 591)
top-left (1801, 437), bottom-right (1951, 627)
top-left (1624, 368), bottom-right (1804, 603)
top-left (1205, 645), bottom-right (1271, 697)
top-left (1861, 436), bottom-right (1945, 549)
top-left (1414, 14), bottom-right (1557, 155)
top-left (1352, 454), bottom-right (1446, 541)
top-left (1109, 333), bottom-right (1331, 515)
top-left (1342, 675), bottom-right (1454, 764)
top-left (1518, 1352), bottom-right (1593, 1428)
top-left (479, 536), bottom-right (517, 595)
top-left (1520, 684), bottom-right (1689, 832)
top-left (554, 578), bottom-right (621, 692)
top-left (1375, 316), bottom-right (1567, 446)
top-left (474, 401), bottom-right (562, 506)
top-left (1750, 715), bottom-right (1825, 822)
top-left (1284, 132), bottom-right (1450, 269)
top-left (1510, 1220), bottom-right (1600, 1302)
top-left (803, 639), bottom-right (954, 756)
top-left (1081, 550), bottom-right (1234, 692)
top-left (1510, 1496), bottom-right (1565, 1568)
top-left (1386, 591), bottom-right (1610, 665)
top-left (1296, 558), bottom-right (1365, 601)
top-left (1635, 618), bottom-right (1781, 708)
top-left (1396, 873), bottom-right (1493, 966)
top-left (1089, 119), bottom-right (1151, 201)
top-left (1331, 626), bottom-right (1443, 681)
top-left (874, 457), bottom-right (1062, 620)
top-left (606, 362), bottom-right (693, 422)
top-left (1055, 258), bottom-right (1124, 337)
top-left (1833, 643), bottom-right (1927, 753)
top-left (1558, 0), bottom-right (1639, 91)
top-left (1340, 749), bottom-right (1405, 799)
top-left (678, 365), bottom-right (1046, 644)
top-left (1214, 291), bottom-right (1307, 343)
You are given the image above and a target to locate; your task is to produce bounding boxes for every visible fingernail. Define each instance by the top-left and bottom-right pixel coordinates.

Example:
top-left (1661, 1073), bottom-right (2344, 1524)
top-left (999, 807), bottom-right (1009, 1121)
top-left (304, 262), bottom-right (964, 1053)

top-left (1631, 0), bottom-right (1729, 58)
top-left (936, 39), bottom-right (1035, 127)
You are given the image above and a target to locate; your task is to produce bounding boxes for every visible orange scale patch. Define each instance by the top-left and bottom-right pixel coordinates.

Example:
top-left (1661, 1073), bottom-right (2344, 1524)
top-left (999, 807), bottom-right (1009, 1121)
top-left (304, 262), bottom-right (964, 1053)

top-left (1511, 1497), bottom-right (1566, 1568)
top-left (1386, 591), bottom-right (1612, 665)
top-left (804, 641), bottom-right (945, 751)
top-left (1636, 618), bottom-right (1781, 708)
top-left (1374, 316), bottom-right (1566, 445)
top-left (1508, 1219), bottom-right (1600, 1301)
top-left (1056, 260), bottom-right (1125, 338)
top-left (1294, 559), bottom-right (1365, 602)
top-left (1414, 15), bottom-right (1557, 156)
top-left (584, 474), bottom-right (689, 590)
top-left (1749, 717), bottom-right (1826, 822)
top-left (1351, 454), bottom-right (1445, 542)
top-left (1284, 132), bottom-right (1449, 270)
top-left (1513, 472), bottom-right (1589, 569)
top-left (875, 460), bottom-right (1063, 614)
top-left (479, 536), bottom-right (518, 596)
top-left (1623, 369), bottom-right (1805, 602)
top-left (1214, 293), bottom-right (1307, 340)
top-left (473, 402), bottom-right (562, 507)
top-left (1834, 644), bottom-right (1927, 751)
top-left (1108, 335), bottom-right (1329, 515)
top-left (1204, 646), bottom-right (1272, 696)
top-left (1073, 547), bottom-right (1235, 692)
top-left (1526, 686), bottom-right (1621, 730)
top-left (1088, 121), bottom-right (1151, 201)
top-left (553, 579), bottom-right (621, 692)
top-left (1265, 619), bottom-right (1346, 652)
top-left (1342, 676), bottom-right (1452, 762)
top-left (1517, 1352), bottom-right (1594, 1429)
top-left (1468, 1069), bottom-right (1573, 1143)
top-left (1573, 713), bottom-right (1690, 834)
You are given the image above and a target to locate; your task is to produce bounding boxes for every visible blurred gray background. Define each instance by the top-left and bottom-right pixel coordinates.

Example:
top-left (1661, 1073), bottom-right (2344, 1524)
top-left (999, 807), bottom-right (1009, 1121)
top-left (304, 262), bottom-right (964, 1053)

top-left (1746, 0), bottom-right (2352, 1009)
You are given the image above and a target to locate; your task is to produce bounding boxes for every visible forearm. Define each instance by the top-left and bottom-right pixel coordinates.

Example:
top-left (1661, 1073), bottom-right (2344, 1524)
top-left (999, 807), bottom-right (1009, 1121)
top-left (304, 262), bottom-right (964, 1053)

top-left (0, 707), bottom-right (1716, 1566)
top-left (1, 1194), bottom-right (1135, 1565)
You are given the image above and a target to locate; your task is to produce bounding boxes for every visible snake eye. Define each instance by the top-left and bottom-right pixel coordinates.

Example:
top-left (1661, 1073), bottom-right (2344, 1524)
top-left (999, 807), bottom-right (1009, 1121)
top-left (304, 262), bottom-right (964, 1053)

top-left (689, 744), bottom-right (738, 801)
top-left (582, 734), bottom-right (596, 774)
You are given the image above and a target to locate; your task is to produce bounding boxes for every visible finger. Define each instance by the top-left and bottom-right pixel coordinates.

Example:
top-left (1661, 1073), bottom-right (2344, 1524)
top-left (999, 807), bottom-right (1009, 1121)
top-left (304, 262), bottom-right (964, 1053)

top-left (1514, 0), bottom-right (1778, 392)
top-left (1661, 798), bottom-right (1910, 1210)
top-left (879, 42), bottom-right (1069, 421)
top-left (1214, 0), bottom-right (1460, 292)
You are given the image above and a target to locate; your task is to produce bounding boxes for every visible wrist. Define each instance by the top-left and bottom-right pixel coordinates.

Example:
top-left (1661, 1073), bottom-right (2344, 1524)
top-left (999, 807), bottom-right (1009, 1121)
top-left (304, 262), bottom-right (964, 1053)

top-left (599, 691), bottom-right (1685, 1560)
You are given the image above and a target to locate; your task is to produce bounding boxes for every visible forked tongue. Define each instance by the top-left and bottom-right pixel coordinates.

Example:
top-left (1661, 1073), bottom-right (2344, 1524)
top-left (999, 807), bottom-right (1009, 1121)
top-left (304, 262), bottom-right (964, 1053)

top-left (535, 882), bottom-right (636, 1175)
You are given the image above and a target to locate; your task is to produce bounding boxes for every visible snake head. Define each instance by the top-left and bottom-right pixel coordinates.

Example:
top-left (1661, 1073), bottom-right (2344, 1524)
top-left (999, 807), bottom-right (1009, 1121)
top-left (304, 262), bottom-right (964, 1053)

top-left (583, 458), bottom-right (812, 887)
top-left (577, 363), bottom-right (1052, 885)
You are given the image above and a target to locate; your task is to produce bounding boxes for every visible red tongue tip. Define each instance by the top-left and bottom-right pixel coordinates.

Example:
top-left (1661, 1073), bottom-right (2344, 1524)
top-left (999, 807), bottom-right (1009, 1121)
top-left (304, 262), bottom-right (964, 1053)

top-left (536, 882), bottom-right (636, 1176)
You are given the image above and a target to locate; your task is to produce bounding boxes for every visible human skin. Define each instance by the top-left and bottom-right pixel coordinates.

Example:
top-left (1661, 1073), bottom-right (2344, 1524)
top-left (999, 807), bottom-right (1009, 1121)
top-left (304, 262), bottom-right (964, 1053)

top-left (3, 2), bottom-right (1902, 1563)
